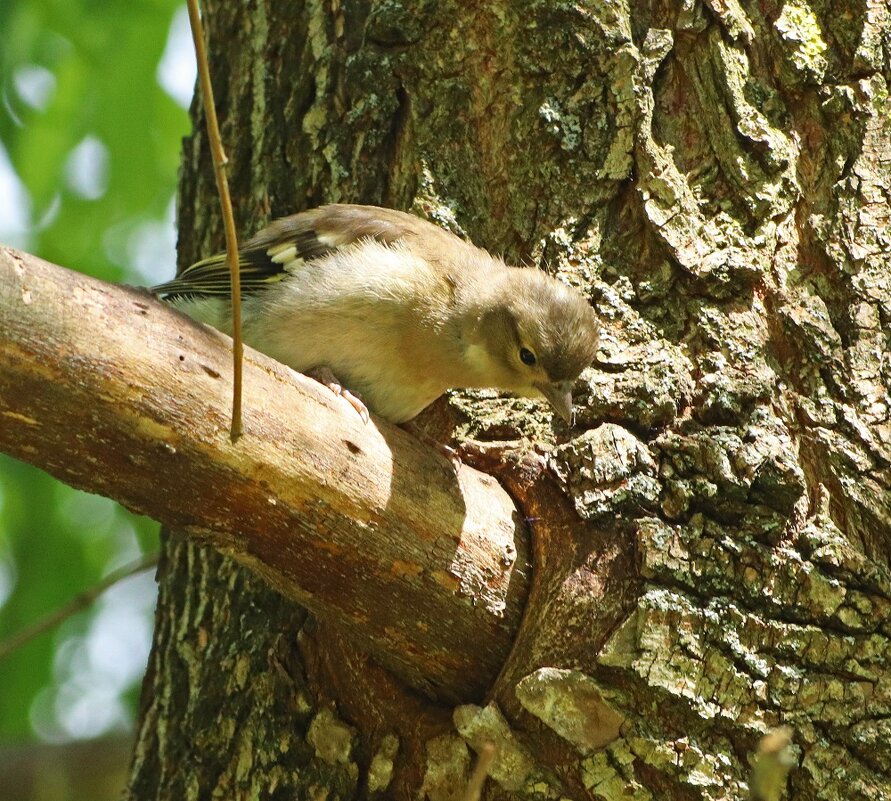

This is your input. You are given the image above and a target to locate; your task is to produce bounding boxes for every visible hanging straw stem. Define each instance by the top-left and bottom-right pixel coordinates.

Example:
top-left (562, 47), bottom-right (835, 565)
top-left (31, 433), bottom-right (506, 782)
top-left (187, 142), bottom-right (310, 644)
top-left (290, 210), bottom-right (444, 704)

top-left (186, 0), bottom-right (244, 440)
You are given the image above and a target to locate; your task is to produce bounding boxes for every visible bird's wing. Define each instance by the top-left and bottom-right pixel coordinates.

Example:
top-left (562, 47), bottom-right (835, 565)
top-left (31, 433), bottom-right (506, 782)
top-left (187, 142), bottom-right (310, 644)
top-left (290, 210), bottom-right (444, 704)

top-left (151, 204), bottom-right (455, 301)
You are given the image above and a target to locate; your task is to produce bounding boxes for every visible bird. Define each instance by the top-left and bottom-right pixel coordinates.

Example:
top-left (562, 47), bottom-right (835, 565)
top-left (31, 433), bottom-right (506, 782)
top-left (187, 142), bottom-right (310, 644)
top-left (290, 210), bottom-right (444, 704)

top-left (151, 204), bottom-right (599, 425)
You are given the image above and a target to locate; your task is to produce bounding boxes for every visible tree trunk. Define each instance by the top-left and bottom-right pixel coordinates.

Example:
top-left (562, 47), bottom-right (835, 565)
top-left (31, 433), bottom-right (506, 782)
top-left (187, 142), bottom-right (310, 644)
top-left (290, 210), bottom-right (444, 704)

top-left (34, 0), bottom-right (891, 798)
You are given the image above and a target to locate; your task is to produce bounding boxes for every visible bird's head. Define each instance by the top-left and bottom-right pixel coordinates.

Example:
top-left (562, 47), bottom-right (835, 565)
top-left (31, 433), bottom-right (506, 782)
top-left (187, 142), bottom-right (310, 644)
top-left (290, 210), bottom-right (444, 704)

top-left (466, 269), bottom-right (599, 423)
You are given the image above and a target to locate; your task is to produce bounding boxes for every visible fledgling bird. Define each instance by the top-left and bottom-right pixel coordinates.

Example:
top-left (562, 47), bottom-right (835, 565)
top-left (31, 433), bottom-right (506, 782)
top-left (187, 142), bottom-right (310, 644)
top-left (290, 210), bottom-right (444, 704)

top-left (152, 204), bottom-right (599, 424)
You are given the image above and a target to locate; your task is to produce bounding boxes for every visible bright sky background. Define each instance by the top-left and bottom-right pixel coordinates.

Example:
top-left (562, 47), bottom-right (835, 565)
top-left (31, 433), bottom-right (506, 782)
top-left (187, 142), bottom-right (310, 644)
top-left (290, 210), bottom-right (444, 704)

top-left (0, 5), bottom-right (195, 280)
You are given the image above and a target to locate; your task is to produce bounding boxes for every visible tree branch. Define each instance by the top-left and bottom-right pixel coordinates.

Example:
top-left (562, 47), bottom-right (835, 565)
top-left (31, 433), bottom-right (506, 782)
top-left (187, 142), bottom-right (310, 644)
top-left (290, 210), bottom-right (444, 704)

top-left (0, 246), bottom-right (530, 701)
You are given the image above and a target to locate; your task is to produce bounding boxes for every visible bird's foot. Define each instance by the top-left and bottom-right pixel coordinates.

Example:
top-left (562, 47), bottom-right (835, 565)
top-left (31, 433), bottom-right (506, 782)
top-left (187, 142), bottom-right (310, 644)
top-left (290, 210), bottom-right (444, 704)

top-left (307, 367), bottom-right (370, 424)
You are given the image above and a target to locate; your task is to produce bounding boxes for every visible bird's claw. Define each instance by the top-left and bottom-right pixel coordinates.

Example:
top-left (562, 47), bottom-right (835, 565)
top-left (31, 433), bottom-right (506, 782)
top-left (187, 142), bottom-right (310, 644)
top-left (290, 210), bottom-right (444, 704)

top-left (325, 382), bottom-right (369, 424)
top-left (337, 387), bottom-right (370, 424)
top-left (308, 367), bottom-right (370, 424)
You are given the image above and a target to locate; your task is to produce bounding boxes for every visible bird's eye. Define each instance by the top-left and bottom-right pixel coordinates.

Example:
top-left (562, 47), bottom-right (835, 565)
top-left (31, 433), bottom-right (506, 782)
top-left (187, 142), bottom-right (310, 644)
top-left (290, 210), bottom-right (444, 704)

top-left (519, 347), bottom-right (537, 366)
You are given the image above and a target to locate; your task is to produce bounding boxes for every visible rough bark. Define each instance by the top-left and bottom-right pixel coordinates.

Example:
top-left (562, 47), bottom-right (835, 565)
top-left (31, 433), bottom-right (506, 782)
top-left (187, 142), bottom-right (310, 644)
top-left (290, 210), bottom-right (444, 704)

top-left (7, 0), bottom-right (891, 799)
top-left (0, 247), bottom-right (529, 702)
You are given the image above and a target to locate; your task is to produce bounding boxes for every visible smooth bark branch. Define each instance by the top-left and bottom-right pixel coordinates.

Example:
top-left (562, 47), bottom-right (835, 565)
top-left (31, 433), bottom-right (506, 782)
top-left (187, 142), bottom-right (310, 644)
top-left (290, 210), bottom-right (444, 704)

top-left (0, 246), bottom-right (530, 701)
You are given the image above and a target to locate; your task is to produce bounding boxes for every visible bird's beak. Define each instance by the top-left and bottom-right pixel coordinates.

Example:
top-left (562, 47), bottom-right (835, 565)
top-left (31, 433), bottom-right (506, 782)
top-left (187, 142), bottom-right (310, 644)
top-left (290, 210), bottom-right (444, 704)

top-left (536, 380), bottom-right (574, 424)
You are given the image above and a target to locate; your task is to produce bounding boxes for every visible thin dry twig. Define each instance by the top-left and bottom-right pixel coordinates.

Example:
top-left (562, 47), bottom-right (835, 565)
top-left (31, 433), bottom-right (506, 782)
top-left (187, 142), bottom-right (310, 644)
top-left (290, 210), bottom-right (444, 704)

top-left (462, 742), bottom-right (496, 801)
top-left (186, 0), bottom-right (244, 441)
top-left (0, 552), bottom-right (161, 662)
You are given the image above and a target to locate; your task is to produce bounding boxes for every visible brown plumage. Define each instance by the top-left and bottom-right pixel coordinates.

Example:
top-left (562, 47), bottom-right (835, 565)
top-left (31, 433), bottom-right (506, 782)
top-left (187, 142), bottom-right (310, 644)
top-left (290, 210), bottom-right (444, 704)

top-left (153, 204), bottom-right (599, 424)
